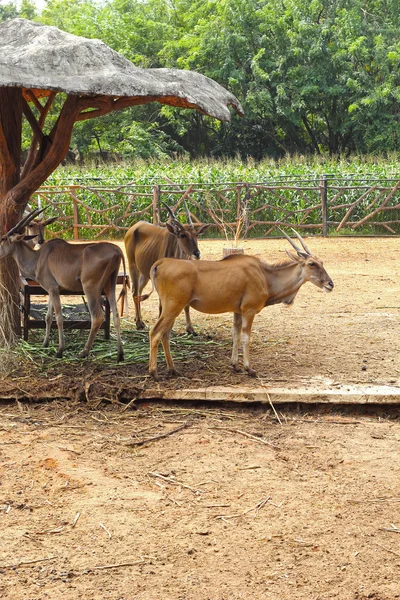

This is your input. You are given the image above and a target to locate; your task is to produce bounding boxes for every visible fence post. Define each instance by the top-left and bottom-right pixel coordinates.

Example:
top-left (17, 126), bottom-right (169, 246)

top-left (153, 184), bottom-right (161, 224)
top-left (243, 183), bottom-right (250, 238)
top-left (320, 176), bottom-right (328, 236)
top-left (71, 188), bottom-right (80, 240)
top-left (236, 183), bottom-right (242, 218)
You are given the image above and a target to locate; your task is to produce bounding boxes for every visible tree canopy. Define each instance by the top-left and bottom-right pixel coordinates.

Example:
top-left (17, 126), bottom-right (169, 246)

top-left (3, 0), bottom-right (400, 159)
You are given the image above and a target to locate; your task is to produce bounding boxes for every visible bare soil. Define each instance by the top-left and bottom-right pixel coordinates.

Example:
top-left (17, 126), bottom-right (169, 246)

top-left (1, 402), bottom-right (400, 600)
top-left (0, 237), bottom-right (400, 599)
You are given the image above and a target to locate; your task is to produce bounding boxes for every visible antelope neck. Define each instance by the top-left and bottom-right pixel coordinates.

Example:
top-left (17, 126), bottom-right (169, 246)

top-left (263, 261), bottom-right (305, 306)
top-left (13, 242), bottom-right (39, 280)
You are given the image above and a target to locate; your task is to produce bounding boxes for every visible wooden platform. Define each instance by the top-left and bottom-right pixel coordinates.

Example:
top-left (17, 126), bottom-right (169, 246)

top-left (19, 273), bottom-right (129, 341)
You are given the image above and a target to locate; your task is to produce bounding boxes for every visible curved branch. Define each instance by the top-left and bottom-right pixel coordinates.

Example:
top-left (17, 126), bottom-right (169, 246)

top-left (22, 98), bottom-right (44, 140)
top-left (8, 94), bottom-right (80, 206)
top-left (75, 95), bottom-right (153, 122)
top-left (75, 94), bottom-right (205, 122)
top-left (21, 91), bottom-right (57, 179)
top-left (25, 89), bottom-right (46, 114)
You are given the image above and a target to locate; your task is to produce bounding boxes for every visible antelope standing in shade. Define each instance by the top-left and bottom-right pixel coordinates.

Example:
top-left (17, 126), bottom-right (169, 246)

top-left (144, 230), bottom-right (334, 379)
top-left (124, 202), bottom-right (209, 334)
top-left (0, 208), bottom-right (127, 360)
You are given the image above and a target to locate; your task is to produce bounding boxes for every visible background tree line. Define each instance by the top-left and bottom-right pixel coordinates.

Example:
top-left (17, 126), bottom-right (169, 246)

top-left (3, 0), bottom-right (400, 161)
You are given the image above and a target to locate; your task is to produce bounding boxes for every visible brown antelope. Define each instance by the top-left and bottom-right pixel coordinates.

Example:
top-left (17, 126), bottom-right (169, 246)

top-left (0, 208), bottom-right (127, 360)
top-left (145, 230), bottom-right (334, 379)
top-left (124, 202), bottom-right (209, 334)
top-left (17, 214), bottom-right (58, 278)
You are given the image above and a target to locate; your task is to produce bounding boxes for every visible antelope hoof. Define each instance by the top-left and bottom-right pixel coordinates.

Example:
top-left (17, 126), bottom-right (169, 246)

top-left (117, 351), bottom-right (124, 362)
top-left (136, 321), bottom-right (146, 330)
top-left (167, 368), bottom-right (180, 378)
top-left (246, 367), bottom-right (257, 378)
top-left (231, 363), bottom-right (242, 373)
top-left (149, 370), bottom-right (160, 381)
top-left (186, 327), bottom-right (198, 336)
top-left (78, 349), bottom-right (89, 359)
top-left (55, 350), bottom-right (63, 359)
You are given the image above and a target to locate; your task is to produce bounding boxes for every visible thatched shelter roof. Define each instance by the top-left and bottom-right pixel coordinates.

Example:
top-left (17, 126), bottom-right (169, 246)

top-left (0, 18), bottom-right (243, 121)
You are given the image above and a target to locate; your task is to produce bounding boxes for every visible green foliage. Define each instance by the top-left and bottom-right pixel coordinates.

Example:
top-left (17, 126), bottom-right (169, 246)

top-left (46, 154), bottom-right (400, 185)
top-left (0, 1), bottom-right (19, 22)
top-left (71, 108), bottom-right (186, 159)
top-left (5, 0), bottom-right (400, 159)
top-left (35, 155), bottom-right (400, 240)
top-left (19, 0), bottom-right (37, 20)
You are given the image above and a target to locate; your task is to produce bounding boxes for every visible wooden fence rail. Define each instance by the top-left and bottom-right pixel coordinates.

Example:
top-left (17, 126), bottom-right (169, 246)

top-left (30, 177), bottom-right (400, 240)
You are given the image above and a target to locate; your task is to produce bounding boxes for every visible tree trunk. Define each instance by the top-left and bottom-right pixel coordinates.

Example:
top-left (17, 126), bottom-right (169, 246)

top-left (301, 115), bottom-right (321, 155)
top-left (0, 93), bottom-right (80, 345)
top-left (0, 88), bottom-right (23, 344)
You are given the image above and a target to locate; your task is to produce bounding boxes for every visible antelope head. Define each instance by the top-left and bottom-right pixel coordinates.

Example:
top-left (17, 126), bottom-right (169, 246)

top-left (25, 216), bottom-right (58, 247)
top-left (0, 207), bottom-right (45, 258)
top-left (280, 228), bottom-right (334, 293)
top-left (163, 202), bottom-right (207, 259)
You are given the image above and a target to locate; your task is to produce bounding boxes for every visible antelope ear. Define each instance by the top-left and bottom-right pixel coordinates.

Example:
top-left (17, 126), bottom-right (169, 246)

top-left (285, 249), bottom-right (300, 262)
top-left (166, 222), bottom-right (180, 236)
top-left (197, 224), bottom-right (211, 235)
top-left (8, 232), bottom-right (27, 242)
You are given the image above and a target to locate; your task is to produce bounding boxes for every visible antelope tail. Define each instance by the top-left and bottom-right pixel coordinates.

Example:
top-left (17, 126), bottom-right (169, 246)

top-left (117, 254), bottom-right (130, 317)
top-left (134, 264), bottom-right (157, 304)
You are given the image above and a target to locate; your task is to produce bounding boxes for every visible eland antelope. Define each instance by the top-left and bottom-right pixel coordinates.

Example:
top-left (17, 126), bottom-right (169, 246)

top-left (124, 202), bottom-right (209, 334)
top-left (0, 208), bottom-right (127, 360)
top-left (144, 230), bottom-right (334, 379)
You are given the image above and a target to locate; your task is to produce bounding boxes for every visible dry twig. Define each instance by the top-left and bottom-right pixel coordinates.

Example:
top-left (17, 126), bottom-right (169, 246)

top-left (375, 542), bottom-right (400, 558)
top-left (127, 421), bottom-right (192, 447)
top-left (208, 426), bottom-right (277, 447)
top-left (348, 497), bottom-right (400, 504)
top-left (99, 523), bottom-right (112, 539)
top-left (72, 512), bottom-right (81, 528)
top-left (256, 376), bottom-right (282, 425)
top-left (215, 496), bottom-right (277, 520)
top-left (148, 471), bottom-right (202, 495)
top-left (0, 555), bottom-right (57, 569)
top-left (380, 524), bottom-right (400, 534)
top-left (34, 525), bottom-right (65, 535)
top-left (86, 559), bottom-right (145, 571)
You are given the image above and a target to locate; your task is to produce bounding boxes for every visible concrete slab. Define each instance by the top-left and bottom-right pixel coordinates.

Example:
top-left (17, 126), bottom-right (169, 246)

top-left (140, 380), bottom-right (400, 404)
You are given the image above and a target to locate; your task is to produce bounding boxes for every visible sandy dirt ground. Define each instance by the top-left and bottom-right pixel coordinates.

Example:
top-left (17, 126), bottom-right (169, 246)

top-left (1, 401), bottom-right (400, 600)
top-left (0, 236), bottom-right (400, 599)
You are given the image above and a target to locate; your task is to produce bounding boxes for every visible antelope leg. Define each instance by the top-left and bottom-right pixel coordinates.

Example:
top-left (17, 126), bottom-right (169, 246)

top-left (231, 312), bottom-right (242, 372)
top-left (241, 313), bottom-right (256, 377)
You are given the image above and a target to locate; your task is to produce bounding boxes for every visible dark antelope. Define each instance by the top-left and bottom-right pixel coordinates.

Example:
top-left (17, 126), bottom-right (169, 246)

top-left (145, 230), bottom-right (334, 379)
top-left (124, 202), bottom-right (209, 334)
top-left (0, 209), bottom-right (127, 360)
